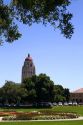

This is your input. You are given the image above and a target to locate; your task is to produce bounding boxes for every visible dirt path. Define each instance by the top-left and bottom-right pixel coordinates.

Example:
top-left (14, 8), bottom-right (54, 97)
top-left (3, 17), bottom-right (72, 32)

top-left (0, 117), bottom-right (3, 121)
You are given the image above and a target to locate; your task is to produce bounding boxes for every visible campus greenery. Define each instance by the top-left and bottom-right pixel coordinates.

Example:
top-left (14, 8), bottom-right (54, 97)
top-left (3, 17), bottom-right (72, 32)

top-left (2, 110), bottom-right (78, 121)
top-left (0, 106), bottom-right (83, 116)
top-left (0, 105), bottom-right (83, 121)
top-left (0, 121), bottom-right (83, 125)
top-left (0, 0), bottom-right (73, 44)
top-left (0, 74), bottom-right (70, 106)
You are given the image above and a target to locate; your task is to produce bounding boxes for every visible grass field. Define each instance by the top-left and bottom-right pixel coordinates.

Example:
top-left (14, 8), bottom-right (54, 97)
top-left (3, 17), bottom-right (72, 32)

top-left (0, 106), bottom-right (83, 116)
top-left (0, 121), bottom-right (83, 125)
top-left (53, 106), bottom-right (83, 116)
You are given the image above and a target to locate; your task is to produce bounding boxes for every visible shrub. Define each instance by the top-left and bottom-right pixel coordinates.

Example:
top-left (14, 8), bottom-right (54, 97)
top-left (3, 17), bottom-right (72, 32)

top-left (2, 110), bottom-right (79, 121)
top-left (2, 116), bottom-right (16, 120)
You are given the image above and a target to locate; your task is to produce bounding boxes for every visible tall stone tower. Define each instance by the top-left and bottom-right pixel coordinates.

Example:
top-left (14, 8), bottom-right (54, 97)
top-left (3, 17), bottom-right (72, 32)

top-left (21, 54), bottom-right (36, 82)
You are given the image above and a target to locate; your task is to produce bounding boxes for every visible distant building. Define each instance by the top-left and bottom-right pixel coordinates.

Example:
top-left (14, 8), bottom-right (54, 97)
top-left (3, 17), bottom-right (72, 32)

top-left (21, 54), bottom-right (36, 82)
top-left (70, 88), bottom-right (83, 103)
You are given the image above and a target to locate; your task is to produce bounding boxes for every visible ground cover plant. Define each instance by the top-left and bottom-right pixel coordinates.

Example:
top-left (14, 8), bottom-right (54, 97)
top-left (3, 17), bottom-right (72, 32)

top-left (2, 110), bottom-right (78, 121)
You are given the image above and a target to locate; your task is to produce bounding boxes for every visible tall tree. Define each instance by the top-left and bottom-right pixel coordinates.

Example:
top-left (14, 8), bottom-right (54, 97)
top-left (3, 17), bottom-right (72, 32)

top-left (22, 74), bottom-right (55, 103)
top-left (54, 85), bottom-right (69, 102)
top-left (22, 77), bottom-right (37, 103)
top-left (36, 74), bottom-right (55, 102)
top-left (64, 88), bottom-right (70, 102)
top-left (0, 0), bottom-right (73, 44)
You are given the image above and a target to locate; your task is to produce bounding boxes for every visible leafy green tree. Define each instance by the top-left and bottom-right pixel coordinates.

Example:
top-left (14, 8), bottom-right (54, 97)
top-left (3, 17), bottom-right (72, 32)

top-left (0, 81), bottom-right (27, 105)
top-left (0, 0), bottom-right (73, 44)
top-left (0, 0), bottom-right (21, 44)
top-left (55, 85), bottom-right (66, 102)
top-left (0, 78), bottom-right (70, 105)
top-left (1, 81), bottom-right (16, 104)
top-left (36, 74), bottom-right (55, 102)
top-left (63, 88), bottom-right (70, 102)
top-left (54, 95), bottom-right (65, 103)
top-left (22, 77), bottom-right (37, 103)
top-left (22, 74), bottom-right (55, 103)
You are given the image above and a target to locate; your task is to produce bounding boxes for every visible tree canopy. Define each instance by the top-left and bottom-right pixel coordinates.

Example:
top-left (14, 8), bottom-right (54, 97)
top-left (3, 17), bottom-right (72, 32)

top-left (22, 74), bottom-right (55, 103)
top-left (0, 81), bottom-right (27, 105)
top-left (0, 0), bottom-right (73, 44)
top-left (0, 74), bottom-right (70, 106)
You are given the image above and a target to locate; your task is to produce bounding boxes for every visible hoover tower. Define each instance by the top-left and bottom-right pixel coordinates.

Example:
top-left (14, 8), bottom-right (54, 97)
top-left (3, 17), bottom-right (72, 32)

top-left (21, 54), bottom-right (35, 82)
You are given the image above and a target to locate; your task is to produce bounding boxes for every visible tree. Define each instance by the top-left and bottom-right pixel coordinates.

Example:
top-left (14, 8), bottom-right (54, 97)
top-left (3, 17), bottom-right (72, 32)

top-left (36, 74), bottom-right (55, 102)
top-left (0, 76), bottom-right (70, 105)
top-left (22, 76), bottom-right (37, 103)
top-left (0, 0), bottom-right (73, 44)
top-left (0, 81), bottom-right (27, 105)
top-left (22, 74), bottom-right (55, 103)
top-left (63, 88), bottom-right (70, 102)
top-left (54, 85), bottom-right (70, 102)
top-left (0, 0), bottom-right (21, 44)
top-left (1, 81), bottom-right (17, 104)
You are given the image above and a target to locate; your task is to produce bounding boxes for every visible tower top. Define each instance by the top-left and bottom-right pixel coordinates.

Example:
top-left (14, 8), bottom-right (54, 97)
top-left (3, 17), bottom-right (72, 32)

top-left (25, 53), bottom-right (32, 61)
top-left (28, 53), bottom-right (30, 57)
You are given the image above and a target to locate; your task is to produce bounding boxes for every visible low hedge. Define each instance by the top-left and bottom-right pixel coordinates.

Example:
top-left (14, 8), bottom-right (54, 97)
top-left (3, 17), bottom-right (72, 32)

top-left (2, 110), bottom-right (79, 121)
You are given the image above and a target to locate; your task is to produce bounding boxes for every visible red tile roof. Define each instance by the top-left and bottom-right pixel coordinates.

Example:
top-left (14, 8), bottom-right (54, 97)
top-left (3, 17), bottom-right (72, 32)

top-left (73, 88), bottom-right (83, 93)
top-left (25, 54), bottom-right (32, 61)
top-left (25, 57), bottom-right (32, 61)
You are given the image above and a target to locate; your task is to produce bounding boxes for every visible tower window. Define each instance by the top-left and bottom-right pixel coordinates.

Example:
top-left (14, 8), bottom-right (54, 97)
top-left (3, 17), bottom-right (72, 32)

top-left (30, 64), bottom-right (32, 67)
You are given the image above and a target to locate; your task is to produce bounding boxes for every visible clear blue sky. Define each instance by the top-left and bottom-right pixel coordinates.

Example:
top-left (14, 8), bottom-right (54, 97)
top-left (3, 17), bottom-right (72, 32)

top-left (0, 0), bottom-right (83, 91)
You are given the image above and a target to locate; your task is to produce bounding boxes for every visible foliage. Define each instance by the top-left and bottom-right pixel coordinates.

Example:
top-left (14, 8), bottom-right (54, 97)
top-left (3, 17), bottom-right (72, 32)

top-left (0, 0), bottom-right (21, 44)
top-left (15, 113), bottom-right (31, 120)
top-left (2, 110), bottom-right (78, 121)
top-left (0, 0), bottom-right (73, 44)
top-left (22, 74), bottom-right (55, 103)
top-left (0, 81), bottom-right (27, 105)
top-left (0, 74), bottom-right (70, 105)
top-left (54, 85), bottom-right (70, 102)
top-left (22, 74), bottom-right (70, 103)
top-left (64, 88), bottom-right (70, 102)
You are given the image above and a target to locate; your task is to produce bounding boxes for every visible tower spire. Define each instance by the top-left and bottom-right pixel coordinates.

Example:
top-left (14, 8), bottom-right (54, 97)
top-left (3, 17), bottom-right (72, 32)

top-left (28, 53), bottom-right (30, 57)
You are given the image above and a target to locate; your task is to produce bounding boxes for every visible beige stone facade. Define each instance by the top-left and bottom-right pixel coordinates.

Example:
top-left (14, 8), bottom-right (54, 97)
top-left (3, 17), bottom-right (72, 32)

top-left (21, 54), bottom-right (35, 82)
top-left (70, 88), bottom-right (83, 103)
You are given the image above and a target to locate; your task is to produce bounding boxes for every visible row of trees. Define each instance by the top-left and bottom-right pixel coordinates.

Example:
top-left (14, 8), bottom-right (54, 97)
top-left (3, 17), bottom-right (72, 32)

top-left (0, 74), bottom-right (70, 105)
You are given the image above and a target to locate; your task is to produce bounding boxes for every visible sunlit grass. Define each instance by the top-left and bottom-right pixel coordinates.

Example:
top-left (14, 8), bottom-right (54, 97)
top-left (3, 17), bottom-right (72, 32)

top-left (0, 121), bottom-right (83, 125)
top-left (0, 106), bottom-right (83, 115)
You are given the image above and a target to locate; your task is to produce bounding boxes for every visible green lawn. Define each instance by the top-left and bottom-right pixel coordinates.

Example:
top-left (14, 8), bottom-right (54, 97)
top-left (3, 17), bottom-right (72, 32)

top-left (0, 121), bottom-right (83, 125)
top-left (0, 106), bottom-right (83, 116)
top-left (52, 106), bottom-right (83, 116)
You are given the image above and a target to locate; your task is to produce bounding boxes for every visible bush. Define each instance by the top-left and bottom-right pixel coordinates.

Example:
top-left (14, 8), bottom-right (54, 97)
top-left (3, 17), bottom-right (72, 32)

top-left (15, 113), bottom-right (31, 120)
top-left (2, 116), bottom-right (16, 120)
